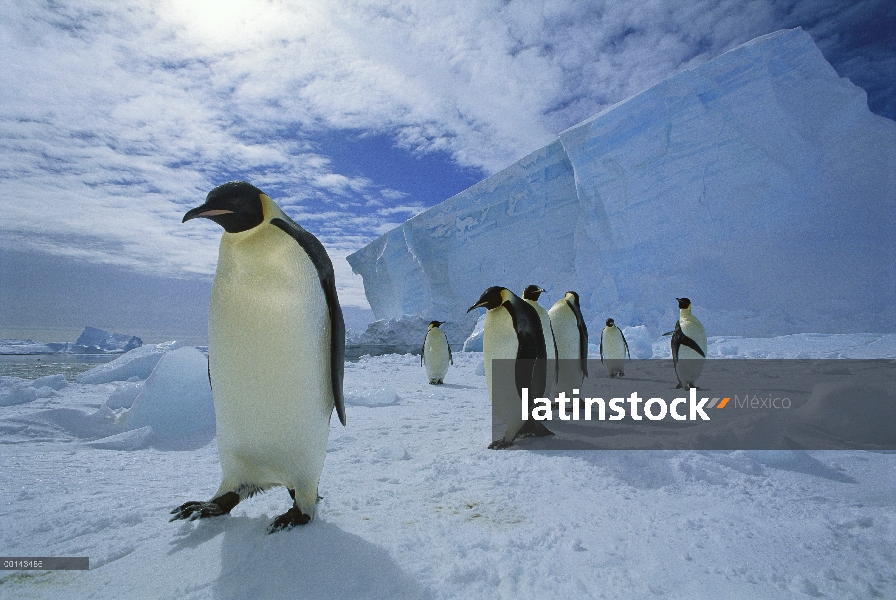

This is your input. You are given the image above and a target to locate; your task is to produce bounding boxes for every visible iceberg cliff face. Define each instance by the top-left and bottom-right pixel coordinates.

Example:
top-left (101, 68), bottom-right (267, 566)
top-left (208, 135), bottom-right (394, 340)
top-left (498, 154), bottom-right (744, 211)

top-left (347, 29), bottom-right (896, 336)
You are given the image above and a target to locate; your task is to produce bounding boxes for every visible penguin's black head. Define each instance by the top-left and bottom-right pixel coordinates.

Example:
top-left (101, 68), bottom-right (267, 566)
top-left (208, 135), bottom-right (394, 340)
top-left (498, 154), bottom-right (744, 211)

top-left (182, 181), bottom-right (266, 233)
top-left (467, 286), bottom-right (506, 312)
top-left (677, 297), bottom-right (692, 310)
top-left (522, 285), bottom-right (545, 301)
top-left (566, 291), bottom-right (580, 306)
top-left (606, 318), bottom-right (615, 327)
top-left (429, 320), bottom-right (444, 328)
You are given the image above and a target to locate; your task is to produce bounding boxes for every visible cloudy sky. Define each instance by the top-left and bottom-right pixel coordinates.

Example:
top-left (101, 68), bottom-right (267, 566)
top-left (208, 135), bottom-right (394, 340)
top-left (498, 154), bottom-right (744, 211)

top-left (1, 0), bottom-right (893, 342)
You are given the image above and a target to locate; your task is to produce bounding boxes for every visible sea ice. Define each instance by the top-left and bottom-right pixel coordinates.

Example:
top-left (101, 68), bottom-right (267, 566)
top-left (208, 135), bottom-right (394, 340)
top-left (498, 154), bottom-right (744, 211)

top-left (76, 341), bottom-right (183, 384)
top-left (344, 387), bottom-right (402, 407)
top-left (105, 381), bottom-right (145, 410)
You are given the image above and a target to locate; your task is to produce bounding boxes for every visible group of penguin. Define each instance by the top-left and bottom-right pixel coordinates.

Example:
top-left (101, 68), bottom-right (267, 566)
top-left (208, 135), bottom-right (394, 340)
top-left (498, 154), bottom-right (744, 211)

top-left (422, 287), bottom-right (708, 449)
top-left (169, 181), bottom-right (709, 532)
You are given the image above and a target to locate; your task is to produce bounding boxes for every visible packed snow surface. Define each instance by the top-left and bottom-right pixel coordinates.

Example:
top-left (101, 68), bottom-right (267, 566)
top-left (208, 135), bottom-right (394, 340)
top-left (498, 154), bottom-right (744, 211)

top-left (1, 333), bottom-right (895, 598)
top-left (347, 28), bottom-right (896, 337)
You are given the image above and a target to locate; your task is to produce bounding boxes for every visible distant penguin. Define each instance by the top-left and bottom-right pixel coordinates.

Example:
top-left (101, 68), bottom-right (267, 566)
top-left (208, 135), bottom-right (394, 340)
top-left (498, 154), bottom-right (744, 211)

top-left (522, 285), bottom-right (557, 400)
top-left (421, 321), bottom-right (452, 384)
top-left (172, 181), bottom-right (346, 533)
top-left (468, 286), bottom-right (553, 449)
top-left (669, 297), bottom-right (706, 390)
top-left (600, 318), bottom-right (630, 377)
top-left (549, 291), bottom-right (588, 398)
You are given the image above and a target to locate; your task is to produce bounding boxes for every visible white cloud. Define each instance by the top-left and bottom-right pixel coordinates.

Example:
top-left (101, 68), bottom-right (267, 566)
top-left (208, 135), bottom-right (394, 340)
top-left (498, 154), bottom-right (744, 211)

top-left (0, 0), bottom-right (890, 313)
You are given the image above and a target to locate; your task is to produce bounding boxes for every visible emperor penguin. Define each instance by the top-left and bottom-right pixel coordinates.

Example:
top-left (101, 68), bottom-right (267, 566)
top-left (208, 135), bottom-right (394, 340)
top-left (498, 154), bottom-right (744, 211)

top-left (669, 297), bottom-right (706, 390)
top-left (600, 318), bottom-right (630, 377)
top-left (549, 291), bottom-right (588, 399)
top-left (522, 285), bottom-right (557, 400)
top-left (171, 181), bottom-right (346, 533)
top-left (421, 321), bottom-right (452, 384)
top-left (468, 286), bottom-right (553, 449)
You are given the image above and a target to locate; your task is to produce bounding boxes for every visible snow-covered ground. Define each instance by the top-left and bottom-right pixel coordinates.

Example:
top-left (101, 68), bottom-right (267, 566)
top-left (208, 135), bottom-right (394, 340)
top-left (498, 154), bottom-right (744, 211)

top-left (1, 335), bottom-right (895, 599)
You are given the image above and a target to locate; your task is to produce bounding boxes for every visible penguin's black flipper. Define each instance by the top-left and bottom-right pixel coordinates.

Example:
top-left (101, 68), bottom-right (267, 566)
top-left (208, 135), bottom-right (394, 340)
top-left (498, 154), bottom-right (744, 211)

top-left (271, 218), bottom-right (346, 426)
top-left (567, 298), bottom-right (589, 377)
top-left (447, 339), bottom-right (453, 365)
top-left (679, 334), bottom-right (705, 357)
top-left (671, 321), bottom-right (681, 368)
top-left (420, 332), bottom-right (426, 367)
top-left (671, 321), bottom-right (706, 359)
top-left (550, 322), bottom-right (560, 381)
top-left (599, 330), bottom-right (604, 364)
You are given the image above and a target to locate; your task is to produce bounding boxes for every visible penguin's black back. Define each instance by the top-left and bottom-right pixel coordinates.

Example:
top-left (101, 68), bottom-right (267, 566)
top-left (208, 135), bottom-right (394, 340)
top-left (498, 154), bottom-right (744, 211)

top-left (502, 293), bottom-right (548, 398)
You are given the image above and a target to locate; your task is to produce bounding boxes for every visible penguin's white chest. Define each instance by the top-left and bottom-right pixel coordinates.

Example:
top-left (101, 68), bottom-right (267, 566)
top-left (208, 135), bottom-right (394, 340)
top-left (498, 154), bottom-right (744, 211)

top-left (209, 224), bottom-right (331, 485)
top-left (678, 315), bottom-right (707, 359)
top-left (549, 303), bottom-right (580, 360)
top-left (602, 327), bottom-right (627, 360)
top-left (423, 329), bottom-right (450, 381)
top-left (482, 307), bottom-right (518, 399)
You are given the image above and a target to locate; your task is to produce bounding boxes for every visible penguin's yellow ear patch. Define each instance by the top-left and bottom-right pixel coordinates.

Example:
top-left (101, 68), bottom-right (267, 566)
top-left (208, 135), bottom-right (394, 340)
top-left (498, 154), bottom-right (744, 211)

top-left (259, 194), bottom-right (273, 221)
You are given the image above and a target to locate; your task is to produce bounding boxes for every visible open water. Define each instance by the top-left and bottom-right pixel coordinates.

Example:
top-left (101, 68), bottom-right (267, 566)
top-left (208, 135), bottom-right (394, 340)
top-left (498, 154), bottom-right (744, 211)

top-left (0, 354), bottom-right (116, 381)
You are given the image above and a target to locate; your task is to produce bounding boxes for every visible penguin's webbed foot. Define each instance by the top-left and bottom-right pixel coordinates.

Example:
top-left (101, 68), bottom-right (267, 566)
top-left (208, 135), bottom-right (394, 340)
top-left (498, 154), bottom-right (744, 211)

top-left (675, 382), bottom-right (683, 389)
top-left (488, 438), bottom-right (513, 450)
top-left (169, 491), bottom-right (240, 521)
top-left (268, 507), bottom-right (312, 533)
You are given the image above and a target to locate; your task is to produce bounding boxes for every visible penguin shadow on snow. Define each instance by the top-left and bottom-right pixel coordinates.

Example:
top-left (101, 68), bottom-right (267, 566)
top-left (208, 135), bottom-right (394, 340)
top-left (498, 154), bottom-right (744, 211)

top-left (167, 516), bottom-right (431, 598)
top-left (541, 450), bottom-right (684, 489)
top-left (752, 450), bottom-right (858, 484)
top-left (168, 516), bottom-right (229, 554)
top-left (431, 383), bottom-right (477, 390)
top-left (149, 428), bottom-right (215, 451)
top-left (532, 449), bottom-right (858, 486)
top-left (206, 517), bottom-right (432, 600)
top-left (34, 408), bottom-right (214, 450)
